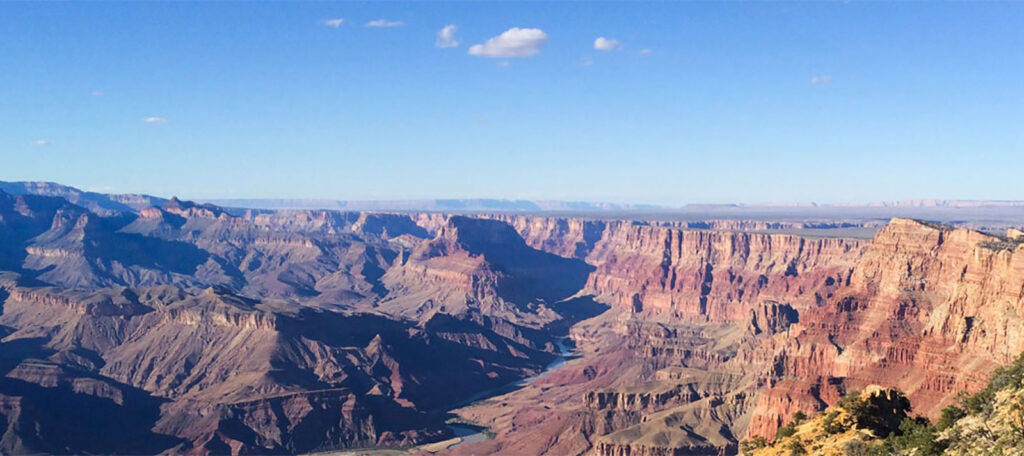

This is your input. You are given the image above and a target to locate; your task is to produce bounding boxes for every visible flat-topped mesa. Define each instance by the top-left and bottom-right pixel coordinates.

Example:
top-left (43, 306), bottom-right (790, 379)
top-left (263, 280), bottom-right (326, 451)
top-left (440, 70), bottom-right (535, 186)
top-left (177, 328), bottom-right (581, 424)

top-left (439, 215), bottom-right (530, 250)
top-left (161, 197), bottom-right (227, 219)
top-left (351, 212), bottom-right (429, 239)
top-left (486, 214), bottom-right (608, 259)
top-left (389, 218), bottom-right (507, 301)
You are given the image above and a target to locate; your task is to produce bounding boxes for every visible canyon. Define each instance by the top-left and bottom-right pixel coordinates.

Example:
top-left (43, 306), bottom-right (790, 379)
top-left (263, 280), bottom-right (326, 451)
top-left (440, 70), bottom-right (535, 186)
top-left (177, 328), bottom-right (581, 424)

top-left (0, 182), bottom-right (1023, 455)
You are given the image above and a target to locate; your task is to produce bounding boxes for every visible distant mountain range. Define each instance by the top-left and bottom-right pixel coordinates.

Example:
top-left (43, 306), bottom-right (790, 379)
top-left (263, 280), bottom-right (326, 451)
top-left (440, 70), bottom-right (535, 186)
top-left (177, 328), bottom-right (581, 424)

top-left (2, 180), bottom-right (1023, 214)
top-left (198, 197), bottom-right (665, 212)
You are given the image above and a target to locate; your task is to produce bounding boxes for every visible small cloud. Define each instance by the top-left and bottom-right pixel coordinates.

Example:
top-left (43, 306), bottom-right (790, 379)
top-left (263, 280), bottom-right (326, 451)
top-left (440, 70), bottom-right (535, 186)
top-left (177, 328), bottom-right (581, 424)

top-left (366, 19), bottom-right (404, 28)
top-left (435, 24), bottom-right (459, 48)
top-left (594, 37), bottom-right (621, 51)
top-left (91, 91), bottom-right (105, 97)
top-left (322, 18), bottom-right (344, 28)
top-left (496, 61), bottom-right (510, 67)
top-left (581, 58), bottom-right (594, 66)
top-left (469, 27), bottom-right (549, 58)
top-left (30, 139), bottom-right (49, 146)
top-left (639, 48), bottom-right (652, 56)
top-left (811, 75), bottom-right (833, 84)
top-left (142, 117), bottom-right (168, 124)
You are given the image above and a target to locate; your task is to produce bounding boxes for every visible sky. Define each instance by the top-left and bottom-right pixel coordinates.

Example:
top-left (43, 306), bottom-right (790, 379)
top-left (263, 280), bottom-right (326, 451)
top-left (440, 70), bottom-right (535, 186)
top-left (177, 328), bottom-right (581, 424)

top-left (1, 2), bottom-right (1023, 206)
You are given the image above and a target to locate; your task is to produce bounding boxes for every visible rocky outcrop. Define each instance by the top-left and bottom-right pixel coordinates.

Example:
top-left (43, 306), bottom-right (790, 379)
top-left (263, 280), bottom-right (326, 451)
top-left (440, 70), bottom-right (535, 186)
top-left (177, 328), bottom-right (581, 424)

top-left (584, 383), bottom-right (701, 412)
top-left (748, 386), bottom-right (911, 456)
top-left (748, 218), bottom-right (1024, 439)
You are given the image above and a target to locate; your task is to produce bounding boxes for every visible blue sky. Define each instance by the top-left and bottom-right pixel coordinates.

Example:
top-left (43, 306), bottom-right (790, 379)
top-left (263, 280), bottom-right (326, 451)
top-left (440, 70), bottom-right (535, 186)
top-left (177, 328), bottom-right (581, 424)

top-left (2, 2), bottom-right (1022, 205)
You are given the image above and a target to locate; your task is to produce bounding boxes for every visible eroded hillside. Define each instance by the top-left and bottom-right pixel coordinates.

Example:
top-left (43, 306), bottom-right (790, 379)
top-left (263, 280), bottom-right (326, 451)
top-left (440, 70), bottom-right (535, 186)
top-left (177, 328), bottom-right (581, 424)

top-left (1, 184), bottom-right (1023, 455)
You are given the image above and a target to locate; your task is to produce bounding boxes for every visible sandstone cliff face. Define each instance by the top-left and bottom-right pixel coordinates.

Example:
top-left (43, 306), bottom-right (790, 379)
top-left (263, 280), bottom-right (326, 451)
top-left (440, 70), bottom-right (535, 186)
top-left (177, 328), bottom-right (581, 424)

top-left (747, 219), bottom-right (1024, 440)
top-left (583, 383), bottom-right (701, 412)
top-left (485, 216), bottom-right (866, 321)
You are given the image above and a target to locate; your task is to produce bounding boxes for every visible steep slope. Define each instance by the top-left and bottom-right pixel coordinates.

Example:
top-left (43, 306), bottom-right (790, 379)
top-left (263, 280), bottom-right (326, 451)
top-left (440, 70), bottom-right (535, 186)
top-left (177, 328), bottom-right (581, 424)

top-left (745, 386), bottom-right (912, 456)
top-left (749, 351), bottom-right (1024, 456)
top-left (441, 221), bottom-right (867, 456)
top-left (442, 218), bottom-right (1024, 456)
top-left (0, 275), bottom-right (558, 454)
top-left (747, 219), bottom-right (1024, 440)
top-left (0, 181), bottom-right (166, 215)
top-left (488, 215), bottom-right (867, 320)
top-left (380, 216), bottom-right (595, 324)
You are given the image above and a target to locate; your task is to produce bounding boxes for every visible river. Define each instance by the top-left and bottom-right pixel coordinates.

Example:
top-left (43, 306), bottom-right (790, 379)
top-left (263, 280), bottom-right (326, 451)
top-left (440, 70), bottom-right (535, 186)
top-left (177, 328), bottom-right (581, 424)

top-left (441, 337), bottom-right (579, 450)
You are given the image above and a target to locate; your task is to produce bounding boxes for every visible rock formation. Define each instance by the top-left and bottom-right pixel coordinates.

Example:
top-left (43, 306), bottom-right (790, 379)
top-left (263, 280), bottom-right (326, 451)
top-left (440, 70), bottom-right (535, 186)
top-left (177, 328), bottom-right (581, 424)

top-left (2, 182), bottom-right (1024, 456)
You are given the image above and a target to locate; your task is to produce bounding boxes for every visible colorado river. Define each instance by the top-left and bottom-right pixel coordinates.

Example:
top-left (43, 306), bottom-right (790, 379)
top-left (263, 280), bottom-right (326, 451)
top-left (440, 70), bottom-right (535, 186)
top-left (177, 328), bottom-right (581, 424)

top-left (442, 337), bottom-right (579, 450)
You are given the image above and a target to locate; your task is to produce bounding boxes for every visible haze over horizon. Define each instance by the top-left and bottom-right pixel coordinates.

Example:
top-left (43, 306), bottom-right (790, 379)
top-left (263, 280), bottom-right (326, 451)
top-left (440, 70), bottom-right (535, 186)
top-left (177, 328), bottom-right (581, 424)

top-left (3, 2), bottom-right (1023, 204)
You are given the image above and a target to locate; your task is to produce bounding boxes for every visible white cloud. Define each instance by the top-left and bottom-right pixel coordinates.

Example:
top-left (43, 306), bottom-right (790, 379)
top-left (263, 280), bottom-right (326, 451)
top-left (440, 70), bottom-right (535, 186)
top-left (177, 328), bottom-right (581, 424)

top-left (594, 37), bottom-right (621, 51)
top-left (435, 24), bottom-right (459, 48)
top-left (142, 117), bottom-right (168, 124)
top-left (639, 48), bottom-right (652, 56)
top-left (366, 19), bottom-right (404, 28)
top-left (811, 76), bottom-right (832, 84)
top-left (469, 27), bottom-right (549, 58)
top-left (30, 139), bottom-right (49, 146)
top-left (322, 18), bottom-right (344, 28)
top-left (91, 91), bottom-right (105, 96)
top-left (496, 61), bottom-right (509, 67)
top-left (581, 58), bottom-right (594, 66)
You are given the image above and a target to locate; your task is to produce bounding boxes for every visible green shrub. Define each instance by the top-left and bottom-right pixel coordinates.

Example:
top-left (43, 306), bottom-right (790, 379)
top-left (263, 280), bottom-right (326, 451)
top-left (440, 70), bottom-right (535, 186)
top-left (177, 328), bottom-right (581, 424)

top-left (842, 439), bottom-right (871, 456)
top-left (962, 351), bottom-right (1024, 414)
top-left (979, 237), bottom-right (1024, 251)
top-left (739, 437), bottom-right (768, 454)
top-left (785, 439), bottom-right (806, 456)
top-left (821, 410), bottom-right (846, 434)
top-left (775, 422), bottom-right (797, 441)
top-left (935, 405), bottom-right (966, 431)
top-left (837, 390), bottom-right (861, 409)
top-left (835, 388), bottom-right (911, 437)
top-left (792, 411), bottom-right (807, 424)
top-left (886, 416), bottom-right (946, 456)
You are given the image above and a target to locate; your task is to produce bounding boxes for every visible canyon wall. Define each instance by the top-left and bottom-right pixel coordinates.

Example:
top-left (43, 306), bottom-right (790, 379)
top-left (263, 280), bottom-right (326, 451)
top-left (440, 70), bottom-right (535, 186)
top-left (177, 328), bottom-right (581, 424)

top-left (747, 218), bottom-right (1024, 439)
top-left (444, 216), bottom-right (1024, 455)
top-left (5, 185), bottom-right (1024, 455)
top-left (490, 215), bottom-right (867, 320)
